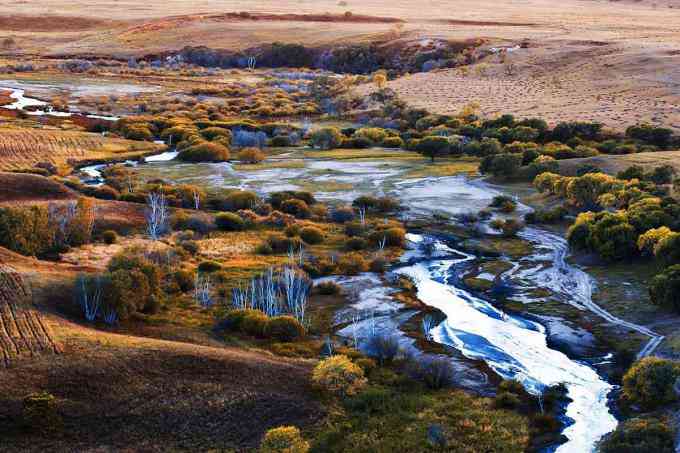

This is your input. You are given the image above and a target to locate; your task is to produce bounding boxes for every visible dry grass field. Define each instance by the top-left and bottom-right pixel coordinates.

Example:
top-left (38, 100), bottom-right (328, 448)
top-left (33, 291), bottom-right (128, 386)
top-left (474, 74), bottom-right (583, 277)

top-left (556, 149), bottom-right (680, 176)
top-left (0, 0), bottom-right (678, 131)
top-left (0, 127), bottom-right (163, 170)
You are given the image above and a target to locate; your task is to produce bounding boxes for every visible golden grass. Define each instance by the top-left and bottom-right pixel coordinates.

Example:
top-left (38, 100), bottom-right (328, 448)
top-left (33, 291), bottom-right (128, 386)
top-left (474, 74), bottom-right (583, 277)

top-left (403, 157), bottom-right (480, 178)
top-left (0, 126), bottom-right (164, 170)
top-left (232, 160), bottom-right (305, 171)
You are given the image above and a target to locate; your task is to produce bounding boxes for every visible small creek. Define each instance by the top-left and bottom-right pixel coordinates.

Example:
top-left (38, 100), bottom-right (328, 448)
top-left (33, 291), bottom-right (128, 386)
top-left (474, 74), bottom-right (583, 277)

top-left (79, 151), bottom-right (662, 452)
top-left (2, 86), bottom-right (120, 121)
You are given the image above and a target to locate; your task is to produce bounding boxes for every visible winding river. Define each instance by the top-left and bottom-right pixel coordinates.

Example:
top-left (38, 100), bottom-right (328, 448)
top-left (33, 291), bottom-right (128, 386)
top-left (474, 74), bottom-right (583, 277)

top-left (77, 145), bottom-right (665, 452)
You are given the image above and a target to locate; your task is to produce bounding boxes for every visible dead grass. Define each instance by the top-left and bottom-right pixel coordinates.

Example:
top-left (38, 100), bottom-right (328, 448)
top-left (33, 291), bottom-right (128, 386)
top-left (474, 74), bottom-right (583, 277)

top-left (556, 150), bottom-right (680, 176)
top-left (0, 127), bottom-right (164, 171)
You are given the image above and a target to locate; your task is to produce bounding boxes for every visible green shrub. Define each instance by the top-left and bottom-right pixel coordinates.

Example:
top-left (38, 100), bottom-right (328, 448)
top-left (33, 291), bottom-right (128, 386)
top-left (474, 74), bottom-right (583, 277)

top-left (0, 206), bottom-right (53, 257)
top-left (198, 260), bottom-right (222, 273)
top-left (177, 142), bottom-right (230, 162)
top-left (285, 224), bottom-right (302, 237)
top-left (268, 191), bottom-right (316, 209)
top-left (240, 310), bottom-right (270, 338)
top-left (345, 237), bottom-right (368, 251)
top-left (494, 391), bottom-right (521, 409)
top-left (599, 417), bottom-right (676, 453)
top-left (22, 391), bottom-right (61, 433)
top-left (330, 206), bottom-right (355, 223)
top-left (310, 127), bottom-right (343, 150)
top-left (266, 316), bottom-right (305, 342)
top-left (260, 426), bottom-right (310, 453)
top-left (266, 234), bottom-right (302, 254)
top-left (180, 239), bottom-right (200, 255)
top-left (300, 226), bottom-right (324, 244)
top-left (623, 357), bottom-right (680, 410)
top-left (649, 264), bottom-right (680, 313)
top-left (172, 269), bottom-right (196, 292)
top-left (217, 190), bottom-right (260, 211)
top-left (416, 135), bottom-right (451, 162)
top-left (369, 257), bottom-right (388, 273)
top-left (316, 281), bottom-right (342, 295)
top-left (382, 136), bottom-right (404, 148)
top-left (312, 355), bottom-right (367, 397)
top-left (102, 230), bottom-right (118, 244)
top-left (238, 147), bottom-right (265, 164)
top-left (270, 135), bottom-right (292, 147)
top-left (215, 212), bottom-right (246, 231)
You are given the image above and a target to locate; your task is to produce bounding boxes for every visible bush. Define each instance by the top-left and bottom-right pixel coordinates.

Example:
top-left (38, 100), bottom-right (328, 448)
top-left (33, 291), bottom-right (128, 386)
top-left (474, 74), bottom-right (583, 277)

top-left (494, 391), bottom-right (522, 410)
top-left (370, 227), bottom-right (406, 248)
top-left (412, 356), bottom-right (455, 389)
top-left (266, 234), bottom-right (303, 254)
top-left (172, 269), bottom-right (196, 293)
top-left (649, 264), bottom-right (680, 313)
top-left (177, 142), bottom-right (230, 162)
top-left (382, 136), bottom-right (405, 148)
top-left (338, 253), bottom-right (369, 275)
top-left (238, 147), bottom-right (265, 164)
top-left (366, 334), bottom-right (400, 365)
top-left (281, 199), bottom-right (311, 219)
top-left (300, 226), bottom-right (324, 244)
top-left (217, 190), bottom-right (260, 211)
top-left (266, 316), bottom-right (305, 342)
top-left (0, 206), bottom-right (53, 257)
top-left (102, 230), bottom-right (118, 244)
top-left (330, 206), bottom-right (355, 223)
top-left (416, 135), bottom-right (451, 161)
top-left (215, 212), bottom-right (246, 231)
top-left (268, 191), bottom-right (316, 209)
top-left (369, 256), bottom-right (388, 273)
top-left (198, 260), bottom-right (222, 273)
top-left (270, 135), bottom-right (292, 147)
top-left (598, 417), bottom-right (676, 453)
top-left (316, 281), bottom-right (342, 295)
top-left (285, 224), bottom-right (302, 237)
top-left (345, 237), bottom-right (368, 251)
top-left (622, 357), bottom-right (680, 410)
top-left (310, 127), bottom-right (343, 150)
top-left (312, 355), bottom-right (367, 397)
top-left (22, 391), bottom-right (61, 433)
top-left (260, 426), bottom-right (310, 453)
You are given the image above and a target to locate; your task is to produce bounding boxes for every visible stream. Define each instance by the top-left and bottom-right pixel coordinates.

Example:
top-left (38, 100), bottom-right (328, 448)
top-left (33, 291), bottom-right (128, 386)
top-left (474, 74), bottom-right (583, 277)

top-left (1, 86), bottom-right (120, 121)
top-left (76, 149), bottom-right (665, 452)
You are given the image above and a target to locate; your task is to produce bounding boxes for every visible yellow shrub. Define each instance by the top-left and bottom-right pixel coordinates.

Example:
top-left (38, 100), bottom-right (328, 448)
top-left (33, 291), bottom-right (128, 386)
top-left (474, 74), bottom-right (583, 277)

top-left (260, 426), bottom-right (310, 453)
top-left (312, 355), bottom-right (367, 397)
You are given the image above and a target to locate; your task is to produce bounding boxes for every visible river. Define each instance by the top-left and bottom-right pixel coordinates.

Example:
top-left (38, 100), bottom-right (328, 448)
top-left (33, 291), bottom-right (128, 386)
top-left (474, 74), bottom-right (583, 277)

top-left (81, 149), bottom-right (657, 452)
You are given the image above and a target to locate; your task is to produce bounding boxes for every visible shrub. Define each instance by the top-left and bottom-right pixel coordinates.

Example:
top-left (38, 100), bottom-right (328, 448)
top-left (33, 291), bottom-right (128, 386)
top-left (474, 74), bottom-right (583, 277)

top-left (598, 417), bottom-right (676, 453)
top-left (266, 316), bottom-right (305, 342)
top-left (281, 199), bottom-right (311, 219)
top-left (285, 224), bottom-right (302, 237)
top-left (217, 190), bottom-right (260, 211)
top-left (171, 213), bottom-right (214, 234)
top-left (369, 256), bottom-right (388, 273)
top-left (172, 269), bottom-right (196, 293)
top-left (260, 426), bottom-right (310, 453)
top-left (338, 253), bottom-right (369, 275)
top-left (654, 232), bottom-right (680, 266)
top-left (345, 237), bottom-right (368, 251)
top-left (22, 391), bottom-right (61, 433)
top-left (300, 226), bottom-right (324, 244)
top-left (0, 206), bottom-right (53, 257)
top-left (240, 310), bottom-right (270, 338)
top-left (330, 206), bottom-right (355, 223)
top-left (649, 264), bottom-right (680, 313)
top-left (416, 135), bottom-right (451, 162)
top-left (215, 212), bottom-right (246, 231)
top-left (411, 356), bottom-right (455, 389)
top-left (238, 147), bottom-right (265, 164)
top-left (316, 281), bottom-right (342, 295)
top-left (177, 142), bottom-right (230, 162)
top-left (310, 127), bottom-right (343, 150)
top-left (198, 260), bottom-right (222, 273)
top-left (270, 135), bottom-right (292, 147)
top-left (622, 357), bottom-right (680, 410)
top-left (366, 334), bottom-right (400, 365)
top-left (268, 191), bottom-right (316, 209)
top-left (490, 219), bottom-right (524, 238)
top-left (479, 153), bottom-right (522, 179)
top-left (312, 355), bottom-right (367, 397)
top-left (102, 230), bottom-right (118, 244)
top-left (382, 136), bottom-right (404, 148)
top-left (266, 234), bottom-right (303, 254)
top-left (370, 227), bottom-right (406, 248)
top-left (494, 391), bottom-right (522, 410)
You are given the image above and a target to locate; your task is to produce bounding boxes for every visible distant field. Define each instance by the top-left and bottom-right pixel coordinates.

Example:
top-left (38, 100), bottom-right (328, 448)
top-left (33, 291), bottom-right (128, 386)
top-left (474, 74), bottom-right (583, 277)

top-left (0, 128), bottom-right (162, 170)
top-left (556, 150), bottom-right (680, 176)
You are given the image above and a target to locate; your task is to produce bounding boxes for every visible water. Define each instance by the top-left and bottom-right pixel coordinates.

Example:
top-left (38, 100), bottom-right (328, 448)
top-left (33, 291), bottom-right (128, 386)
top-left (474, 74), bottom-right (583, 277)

top-left (399, 234), bottom-right (618, 452)
top-left (2, 87), bottom-right (119, 120)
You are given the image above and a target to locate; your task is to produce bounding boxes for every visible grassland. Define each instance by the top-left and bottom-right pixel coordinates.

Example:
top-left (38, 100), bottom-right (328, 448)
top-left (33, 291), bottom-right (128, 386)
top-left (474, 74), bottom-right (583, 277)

top-left (0, 127), bottom-right (164, 171)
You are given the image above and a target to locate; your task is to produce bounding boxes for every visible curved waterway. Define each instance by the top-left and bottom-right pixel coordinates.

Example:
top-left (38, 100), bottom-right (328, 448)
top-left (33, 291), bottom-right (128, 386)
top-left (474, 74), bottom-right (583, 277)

top-left (87, 154), bottom-right (657, 451)
top-left (399, 234), bottom-right (617, 452)
top-left (2, 86), bottom-right (119, 121)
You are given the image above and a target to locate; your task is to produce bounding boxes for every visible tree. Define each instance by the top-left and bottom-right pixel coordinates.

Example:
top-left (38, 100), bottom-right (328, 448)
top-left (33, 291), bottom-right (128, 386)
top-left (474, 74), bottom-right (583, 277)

top-left (622, 357), bottom-right (680, 410)
top-left (479, 153), bottom-right (522, 179)
top-left (146, 192), bottom-right (169, 240)
top-left (416, 136), bottom-right (450, 162)
top-left (373, 71), bottom-right (387, 90)
top-left (598, 417), bottom-right (676, 453)
top-left (649, 264), bottom-right (680, 313)
top-left (310, 127), bottom-right (343, 150)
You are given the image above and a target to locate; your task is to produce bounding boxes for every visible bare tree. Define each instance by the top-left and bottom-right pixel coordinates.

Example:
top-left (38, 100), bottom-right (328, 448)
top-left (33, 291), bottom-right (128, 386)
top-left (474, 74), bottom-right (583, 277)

top-left (145, 192), bottom-right (169, 240)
